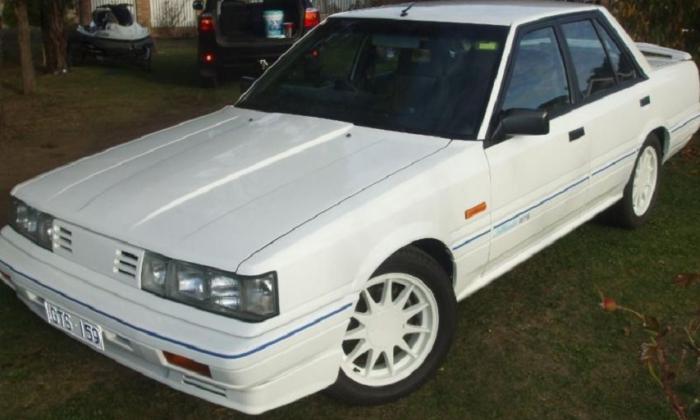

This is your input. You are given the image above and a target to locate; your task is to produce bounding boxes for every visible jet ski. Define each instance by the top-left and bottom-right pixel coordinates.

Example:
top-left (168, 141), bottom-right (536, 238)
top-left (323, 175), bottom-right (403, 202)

top-left (68, 4), bottom-right (154, 70)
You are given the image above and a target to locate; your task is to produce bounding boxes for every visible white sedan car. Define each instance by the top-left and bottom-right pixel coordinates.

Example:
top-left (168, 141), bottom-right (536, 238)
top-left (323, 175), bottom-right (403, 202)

top-left (1, 1), bottom-right (699, 414)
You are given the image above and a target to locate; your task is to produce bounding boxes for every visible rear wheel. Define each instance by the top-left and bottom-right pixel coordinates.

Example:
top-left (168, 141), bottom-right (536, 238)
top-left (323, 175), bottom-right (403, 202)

top-left (607, 134), bottom-right (662, 228)
top-left (327, 247), bottom-right (456, 405)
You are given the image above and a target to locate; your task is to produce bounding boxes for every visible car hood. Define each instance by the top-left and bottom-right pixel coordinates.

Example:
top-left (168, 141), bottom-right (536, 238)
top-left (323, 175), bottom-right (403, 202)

top-left (14, 106), bottom-right (450, 271)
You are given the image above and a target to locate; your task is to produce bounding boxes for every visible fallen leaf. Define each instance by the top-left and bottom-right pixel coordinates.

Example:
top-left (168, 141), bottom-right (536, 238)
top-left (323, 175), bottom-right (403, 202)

top-left (644, 316), bottom-right (661, 333)
top-left (674, 273), bottom-right (700, 288)
top-left (641, 342), bottom-right (658, 363)
top-left (601, 297), bottom-right (618, 312)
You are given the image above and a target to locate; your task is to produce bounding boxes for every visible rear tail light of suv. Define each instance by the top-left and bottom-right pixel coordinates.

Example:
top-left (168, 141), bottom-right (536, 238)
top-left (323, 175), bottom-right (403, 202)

top-left (199, 14), bottom-right (214, 32)
top-left (304, 8), bottom-right (320, 30)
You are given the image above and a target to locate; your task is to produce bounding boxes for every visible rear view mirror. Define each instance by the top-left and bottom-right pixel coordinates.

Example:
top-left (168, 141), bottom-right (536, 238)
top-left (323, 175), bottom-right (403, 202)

top-left (492, 109), bottom-right (549, 141)
top-left (192, 0), bottom-right (204, 11)
top-left (240, 76), bottom-right (257, 93)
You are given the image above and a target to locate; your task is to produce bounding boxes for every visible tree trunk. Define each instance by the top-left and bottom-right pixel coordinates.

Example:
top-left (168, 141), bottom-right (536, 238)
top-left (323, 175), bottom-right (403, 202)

top-left (15, 0), bottom-right (36, 94)
top-left (40, 0), bottom-right (67, 73)
top-left (79, 0), bottom-right (92, 26)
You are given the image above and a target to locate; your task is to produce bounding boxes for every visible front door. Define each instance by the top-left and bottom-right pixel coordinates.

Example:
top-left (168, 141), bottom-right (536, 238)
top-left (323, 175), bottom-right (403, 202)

top-left (484, 24), bottom-right (591, 273)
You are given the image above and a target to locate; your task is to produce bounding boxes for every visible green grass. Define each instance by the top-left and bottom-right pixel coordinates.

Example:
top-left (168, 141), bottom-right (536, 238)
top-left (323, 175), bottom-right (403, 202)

top-left (1, 38), bottom-right (699, 419)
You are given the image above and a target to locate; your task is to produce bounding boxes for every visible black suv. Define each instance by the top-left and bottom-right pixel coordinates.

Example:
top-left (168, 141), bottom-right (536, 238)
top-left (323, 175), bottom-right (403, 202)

top-left (193, 0), bottom-right (320, 86)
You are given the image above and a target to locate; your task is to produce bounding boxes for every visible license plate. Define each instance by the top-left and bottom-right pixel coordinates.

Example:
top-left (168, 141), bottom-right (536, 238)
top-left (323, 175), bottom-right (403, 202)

top-left (44, 301), bottom-right (105, 351)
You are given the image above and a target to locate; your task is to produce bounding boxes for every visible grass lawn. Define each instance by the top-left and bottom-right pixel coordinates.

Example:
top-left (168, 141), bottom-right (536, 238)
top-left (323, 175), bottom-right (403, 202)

top-left (1, 37), bottom-right (699, 420)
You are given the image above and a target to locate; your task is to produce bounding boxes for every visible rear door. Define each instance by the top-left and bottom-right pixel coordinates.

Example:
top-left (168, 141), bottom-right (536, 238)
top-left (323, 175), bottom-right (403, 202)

top-left (484, 23), bottom-right (591, 272)
top-left (557, 14), bottom-right (647, 203)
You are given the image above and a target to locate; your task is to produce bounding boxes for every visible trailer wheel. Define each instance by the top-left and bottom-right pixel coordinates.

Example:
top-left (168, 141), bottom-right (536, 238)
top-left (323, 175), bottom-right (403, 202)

top-left (67, 43), bottom-right (84, 67)
top-left (141, 46), bottom-right (152, 72)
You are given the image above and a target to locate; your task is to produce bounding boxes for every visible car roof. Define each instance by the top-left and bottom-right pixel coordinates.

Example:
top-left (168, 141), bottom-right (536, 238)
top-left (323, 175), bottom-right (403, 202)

top-left (332, 0), bottom-right (601, 27)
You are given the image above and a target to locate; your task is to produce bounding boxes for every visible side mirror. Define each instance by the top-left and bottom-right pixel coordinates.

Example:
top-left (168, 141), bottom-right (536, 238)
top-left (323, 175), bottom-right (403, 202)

top-left (492, 109), bottom-right (549, 142)
top-left (240, 76), bottom-right (257, 92)
top-left (192, 0), bottom-right (204, 11)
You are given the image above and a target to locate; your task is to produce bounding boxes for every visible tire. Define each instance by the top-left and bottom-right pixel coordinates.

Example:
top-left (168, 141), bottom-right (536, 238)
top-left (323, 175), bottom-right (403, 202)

top-left (141, 46), bottom-right (152, 72)
top-left (326, 246), bottom-right (456, 405)
top-left (607, 133), bottom-right (663, 228)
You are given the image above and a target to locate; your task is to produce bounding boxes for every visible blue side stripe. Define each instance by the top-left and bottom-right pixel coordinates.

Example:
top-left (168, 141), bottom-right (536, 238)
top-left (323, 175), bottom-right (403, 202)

top-left (493, 176), bottom-right (588, 231)
top-left (670, 113), bottom-right (700, 133)
top-left (452, 228), bottom-right (491, 251)
top-left (591, 149), bottom-right (637, 176)
top-left (0, 258), bottom-right (352, 360)
top-left (451, 148), bottom-right (638, 251)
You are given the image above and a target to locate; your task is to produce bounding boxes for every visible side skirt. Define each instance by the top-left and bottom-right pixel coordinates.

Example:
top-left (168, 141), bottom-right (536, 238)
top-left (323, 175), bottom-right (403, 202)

top-left (455, 192), bottom-right (623, 302)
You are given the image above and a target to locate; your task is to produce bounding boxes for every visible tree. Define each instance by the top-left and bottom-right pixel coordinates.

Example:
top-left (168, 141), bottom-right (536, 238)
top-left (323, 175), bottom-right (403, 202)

top-left (15, 0), bottom-right (36, 94)
top-left (78, 0), bottom-right (91, 26)
top-left (40, 0), bottom-right (68, 73)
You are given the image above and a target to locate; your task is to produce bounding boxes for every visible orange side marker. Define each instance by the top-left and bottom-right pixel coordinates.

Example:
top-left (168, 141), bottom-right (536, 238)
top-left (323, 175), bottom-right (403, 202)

top-left (465, 201), bottom-right (487, 219)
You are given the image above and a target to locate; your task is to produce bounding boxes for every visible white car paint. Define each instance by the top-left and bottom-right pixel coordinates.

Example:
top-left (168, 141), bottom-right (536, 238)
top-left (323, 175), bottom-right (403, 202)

top-left (1, 1), bottom-right (699, 414)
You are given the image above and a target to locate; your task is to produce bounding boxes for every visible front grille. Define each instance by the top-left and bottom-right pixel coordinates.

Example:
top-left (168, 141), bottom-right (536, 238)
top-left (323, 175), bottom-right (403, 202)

top-left (53, 224), bottom-right (73, 253)
top-left (47, 219), bottom-right (143, 288)
top-left (114, 250), bottom-right (140, 279)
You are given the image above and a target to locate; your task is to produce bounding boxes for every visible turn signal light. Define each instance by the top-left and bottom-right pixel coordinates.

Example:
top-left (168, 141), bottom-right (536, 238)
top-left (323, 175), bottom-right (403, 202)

top-left (199, 14), bottom-right (214, 32)
top-left (163, 351), bottom-right (212, 377)
top-left (304, 8), bottom-right (320, 29)
top-left (465, 201), bottom-right (487, 219)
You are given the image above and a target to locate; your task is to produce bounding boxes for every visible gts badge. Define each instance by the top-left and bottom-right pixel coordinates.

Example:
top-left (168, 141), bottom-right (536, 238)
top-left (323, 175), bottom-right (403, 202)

top-left (494, 212), bottom-right (531, 236)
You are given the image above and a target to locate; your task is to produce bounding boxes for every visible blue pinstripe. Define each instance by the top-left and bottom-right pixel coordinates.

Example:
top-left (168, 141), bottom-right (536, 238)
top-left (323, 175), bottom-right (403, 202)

top-left (0, 257), bottom-right (352, 360)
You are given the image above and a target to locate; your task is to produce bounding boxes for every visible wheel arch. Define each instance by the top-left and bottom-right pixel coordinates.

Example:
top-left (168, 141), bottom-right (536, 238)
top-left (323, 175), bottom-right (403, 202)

top-left (351, 225), bottom-right (455, 293)
top-left (409, 238), bottom-right (455, 287)
top-left (650, 126), bottom-right (671, 159)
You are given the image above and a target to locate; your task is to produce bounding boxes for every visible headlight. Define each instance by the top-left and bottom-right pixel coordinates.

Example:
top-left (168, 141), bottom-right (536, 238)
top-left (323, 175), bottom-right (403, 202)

top-left (141, 252), bottom-right (278, 322)
top-left (9, 197), bottom-right (54, 251)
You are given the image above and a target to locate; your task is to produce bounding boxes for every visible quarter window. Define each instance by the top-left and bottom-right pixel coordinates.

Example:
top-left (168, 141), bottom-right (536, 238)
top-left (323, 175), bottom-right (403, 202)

top-left (502, 27), bottom-right (571, 114)
top-left (594, 21), bottom-right (638, 82)
top-left (561, 20), bottom-right (616, 98)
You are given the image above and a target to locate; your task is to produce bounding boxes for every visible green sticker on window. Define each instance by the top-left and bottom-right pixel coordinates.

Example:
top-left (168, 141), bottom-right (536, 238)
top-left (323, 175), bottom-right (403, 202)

top-left (477, 41), bottom-right (498, 50)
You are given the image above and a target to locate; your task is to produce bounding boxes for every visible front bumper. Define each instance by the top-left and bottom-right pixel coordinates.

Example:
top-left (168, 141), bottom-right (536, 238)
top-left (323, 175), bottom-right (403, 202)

top-left (0, 229), bottom-right (353, 414)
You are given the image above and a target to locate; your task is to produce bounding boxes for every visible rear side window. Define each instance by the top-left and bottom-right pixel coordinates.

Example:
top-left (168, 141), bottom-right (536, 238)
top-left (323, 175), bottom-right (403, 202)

top-left (502, 27), bottom-right (571, 114)
top-left (561, 20), bottom-right (616, 98)
top-left (594, 21), bottom-right (638, 83)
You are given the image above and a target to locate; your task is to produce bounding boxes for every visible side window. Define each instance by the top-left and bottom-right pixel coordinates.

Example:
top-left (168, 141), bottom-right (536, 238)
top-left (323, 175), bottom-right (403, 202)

top-left (594, 21), bottom-right (639, 83)
top-left (502, 27), bottom-right (571, 114)
top-left (561, 20), bottom-right (616, 98)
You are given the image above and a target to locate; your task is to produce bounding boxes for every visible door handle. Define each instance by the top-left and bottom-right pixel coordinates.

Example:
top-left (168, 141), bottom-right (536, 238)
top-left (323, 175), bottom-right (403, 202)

top-left (569, 127), bottom-right (585, 142)
top-left (640, 96), bottom-right (651, 107)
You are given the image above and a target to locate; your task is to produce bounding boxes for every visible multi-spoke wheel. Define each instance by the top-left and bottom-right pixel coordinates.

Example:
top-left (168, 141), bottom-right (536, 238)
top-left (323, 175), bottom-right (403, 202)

top-left (341, 273), bottom-right (439, 386)
top-left (607, 133), bottom-right (662, 228)
top-left (327, 247), bottom-right (456, 405)
top-left (631, 145), bottom-right (658, 216)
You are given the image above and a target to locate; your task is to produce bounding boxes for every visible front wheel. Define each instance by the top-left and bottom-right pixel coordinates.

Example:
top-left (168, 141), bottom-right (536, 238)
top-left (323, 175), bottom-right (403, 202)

top-left (326, 247), bottom-right (456, 405)
top-left (607, 133), bottom-right (662, 228)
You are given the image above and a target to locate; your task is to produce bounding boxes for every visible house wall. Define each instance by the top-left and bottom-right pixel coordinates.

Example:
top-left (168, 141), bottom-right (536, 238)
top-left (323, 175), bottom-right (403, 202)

top-left (149, 0), bottom-right (197, 28)
top-left (86, 0), bottom-right (364, 31)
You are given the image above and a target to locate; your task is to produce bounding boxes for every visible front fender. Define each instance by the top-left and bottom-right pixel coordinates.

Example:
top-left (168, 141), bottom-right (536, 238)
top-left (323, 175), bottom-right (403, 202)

top-left (349, 223), bottom-right (445, 292)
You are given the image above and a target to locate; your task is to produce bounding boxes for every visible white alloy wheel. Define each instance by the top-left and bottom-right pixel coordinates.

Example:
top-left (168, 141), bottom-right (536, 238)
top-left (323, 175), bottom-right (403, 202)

top-left (341, 273), bottom-right (439, 387)
top-left (631, 145), bottom-right (659, 216)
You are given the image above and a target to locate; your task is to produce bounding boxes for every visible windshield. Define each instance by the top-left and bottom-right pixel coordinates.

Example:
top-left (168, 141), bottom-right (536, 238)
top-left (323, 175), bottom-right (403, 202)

top-left (237, 18), bottom-right (508, 139)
